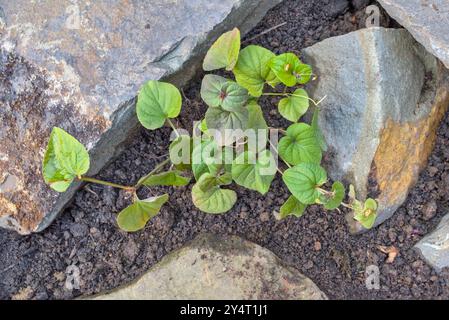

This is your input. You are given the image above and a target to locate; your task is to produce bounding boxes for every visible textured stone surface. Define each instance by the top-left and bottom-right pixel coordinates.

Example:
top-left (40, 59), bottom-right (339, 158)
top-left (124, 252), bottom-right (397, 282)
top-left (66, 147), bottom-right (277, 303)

top-left (90, 233), bottom-right (327, 300)
top-left (378, 0), bottom-right (449, 69)
top-left (415, 214), bottom-right (449, 273)
top-left (302, 27), bottom-right (449, 232)
top-left (0, 0), bottom-right (281, 234)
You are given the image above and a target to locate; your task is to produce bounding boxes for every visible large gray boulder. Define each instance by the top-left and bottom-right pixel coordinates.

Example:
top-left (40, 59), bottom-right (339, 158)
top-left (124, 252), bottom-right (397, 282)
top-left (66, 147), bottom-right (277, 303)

top-left (302, 27), bottom-right (449, 233)
top-left (90, 234), bottom-right (327, 300)
top-left (415, 214), bottom-right (449, 273)
top-left (0, 0), bottom-right (281, 234)
top-left (377, 0), bottom-right (449, 69)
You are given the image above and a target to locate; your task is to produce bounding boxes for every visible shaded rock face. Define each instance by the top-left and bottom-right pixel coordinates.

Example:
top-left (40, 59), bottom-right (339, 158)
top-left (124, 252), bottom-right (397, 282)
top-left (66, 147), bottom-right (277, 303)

top-left (415, 214), bottom-right (449, 273)
top-left (377, 0), bottom-right (449, 69)
top-left (90, 233), bottom-right (327, 300)
top-left (0, 0), bottom-right (281, 234)
top-left (302, 27), bottom-right (449, 232)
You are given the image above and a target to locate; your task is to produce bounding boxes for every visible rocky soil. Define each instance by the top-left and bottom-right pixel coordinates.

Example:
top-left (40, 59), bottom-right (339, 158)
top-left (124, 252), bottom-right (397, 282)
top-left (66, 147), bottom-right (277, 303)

top-left (1, 0), bottom-right (449, 300)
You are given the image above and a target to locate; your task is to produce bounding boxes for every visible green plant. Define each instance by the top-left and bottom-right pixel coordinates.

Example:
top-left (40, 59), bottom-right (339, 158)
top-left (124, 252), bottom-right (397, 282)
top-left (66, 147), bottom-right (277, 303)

top-left (42, 28), bottom-right (378, 232)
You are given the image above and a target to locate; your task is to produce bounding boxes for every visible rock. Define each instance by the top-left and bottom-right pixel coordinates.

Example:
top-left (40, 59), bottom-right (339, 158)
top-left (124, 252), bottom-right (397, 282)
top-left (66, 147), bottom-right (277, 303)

top-left (90, 233), bottom-right (327, 300)
top-left (422, 200), bottom-right (438, 221)
top-left (324, 0), bottom-right (349, 18)
top-left (0, 0), bottom-right (281, 234)
top-left (415, 214), bottom-right (449, 273)
top-left (302, 27), bottom-right (449, 233)
top-left (351, 0), bottom-right (370, 10)
top-left (377, 0), bottom-right (449, 69)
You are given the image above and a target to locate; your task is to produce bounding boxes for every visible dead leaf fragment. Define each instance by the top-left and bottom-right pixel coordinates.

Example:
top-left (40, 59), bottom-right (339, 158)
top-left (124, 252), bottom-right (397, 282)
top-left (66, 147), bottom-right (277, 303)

top-left (377, 245), bottom-right (399, 263)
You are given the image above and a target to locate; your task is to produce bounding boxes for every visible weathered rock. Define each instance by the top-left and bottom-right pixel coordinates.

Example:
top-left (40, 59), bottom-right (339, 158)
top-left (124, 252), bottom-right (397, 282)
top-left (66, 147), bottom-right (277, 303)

top-left (302, 27), bottom-right (449, 232)
top-left (415, 214), bottom-right (449, 273)
top-left (90, 234), bottom-right (327, 300)
top-left (377, 0), bottom-right (449, 69)
top-left (0, 0), bottom-right (281, 234)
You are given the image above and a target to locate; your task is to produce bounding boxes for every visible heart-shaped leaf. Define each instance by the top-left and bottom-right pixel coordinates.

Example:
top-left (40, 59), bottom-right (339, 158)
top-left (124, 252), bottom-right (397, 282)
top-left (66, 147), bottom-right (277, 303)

top-left (205, 105), bottom-right (249, 146)
top-left (138, 170), bottom-right (190, 187)
top-left (200, 76), bottom-right (249, 110)
top-left (232, 150), bottom-right (276, 195)
top-left (203, 28), bottom-right (240, 71)
top-left (219, 82), bottom-right (248, 111)
top-left (136, 80), bottom-right (182, 130)
top-left (278, 89), bottom-right (310, 122)
top-left (318, 181), bottom-right (345, 210)
top-left (116, 194), bottom-right (169, 232)
top-left (279, 195), bottom-right (307, 219)
top-left (354, 198), bottom-right (378, 229)
top-left (42, 127), bottom-right (90, 192)
top-left (295, 63), bottom-right (313, 84)
top-left (278, 123), bottom-right (322, 166)
top-left (233, 45), bottom-right (277, 97)
top-left (169, 134), bottom-right (193, 170)
top-left (192, 173), bottom-right (237, 214)
top-left (200, 74), bottom-right (228, 107)
top-left (282, 163), bottom-right (327, 205)
top-left (267, 53), bottom-right (302, 87)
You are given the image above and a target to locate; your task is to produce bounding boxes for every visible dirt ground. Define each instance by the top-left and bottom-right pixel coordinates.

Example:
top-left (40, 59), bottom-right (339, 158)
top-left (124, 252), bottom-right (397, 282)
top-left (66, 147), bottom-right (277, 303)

top-left (2, 0), bottom-right (449, 300)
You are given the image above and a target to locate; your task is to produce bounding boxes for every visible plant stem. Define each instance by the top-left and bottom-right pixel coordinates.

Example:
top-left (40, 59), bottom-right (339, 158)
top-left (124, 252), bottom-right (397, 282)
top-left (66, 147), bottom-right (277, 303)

top-left (262, 92), bottom-right (327, 107)
top-left (134, 158), bottom-right (170, 189)
top-left (79, 176), bottom-right (135, 191)
top-left (340, 202), bottom-right (353, 209)
top-left (269, 127), bottom-right (286, 135)
top-left (167, 118), bottom-right (180, 138)
top-left (262, 92), bottom-right (286, 97)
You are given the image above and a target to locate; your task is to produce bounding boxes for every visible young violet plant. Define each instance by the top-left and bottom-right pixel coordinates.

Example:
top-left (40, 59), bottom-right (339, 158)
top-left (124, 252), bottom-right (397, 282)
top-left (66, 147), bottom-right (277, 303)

top-left (42, 28), bottom-right (378, 232)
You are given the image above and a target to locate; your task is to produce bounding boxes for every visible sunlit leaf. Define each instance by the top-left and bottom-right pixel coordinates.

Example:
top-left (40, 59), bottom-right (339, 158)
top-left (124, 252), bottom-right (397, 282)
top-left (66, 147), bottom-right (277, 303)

top-left (295, 63), bottom-right (313, 84)
top-left (318, 181), bottom-right (345, 210)
top-left (278, 89), bottom-right (309, 122)
top-left (192, 173), bottom-right (237, 214)
top-left (42, 127), bottom-right (90, 192)
top-left (354, 198), bottom-right (378, 229)
top-left (116, 194), bottom-right (169, 232)
top-left (138, 171), bottom-right (190, 187)
top-left (233, 45), bottom-right (277, 97)
top-left (267, 53), bottom-right (302, 87)
top-left (203, 28), bottom-right (240, 71)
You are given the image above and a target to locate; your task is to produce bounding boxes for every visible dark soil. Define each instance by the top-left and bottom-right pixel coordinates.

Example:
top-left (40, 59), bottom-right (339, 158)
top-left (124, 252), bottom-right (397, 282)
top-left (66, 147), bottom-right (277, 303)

top-left (1, 0), bottom-right (449, 300)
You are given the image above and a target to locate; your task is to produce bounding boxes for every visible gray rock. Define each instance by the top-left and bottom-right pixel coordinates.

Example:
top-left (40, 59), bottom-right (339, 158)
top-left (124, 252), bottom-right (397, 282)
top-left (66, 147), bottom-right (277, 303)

top-left (324, 0), bottom-right (349, 18)
top-left (302, 27), bottom-right (449, 232)
top-left (415, 214), bottom-right (449, 273)
top-left (351, 0), bottom-right (370, 10)
top-left (0, 0), bottom-right (281, 234)
top-left (377, 0), bottom-right (449, 69)
top-left (90, 233), bottom-right (327, 300)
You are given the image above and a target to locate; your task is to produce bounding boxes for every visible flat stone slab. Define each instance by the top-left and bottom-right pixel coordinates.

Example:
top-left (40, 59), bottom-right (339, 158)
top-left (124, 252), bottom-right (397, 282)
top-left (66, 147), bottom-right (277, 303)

top-left (302, 27), bottom-right (449, 232)
top-left (415, 214), bottom-right (449, 273)
top-left (0, 0), bottom-right (281, 234)
top-left (378, 0), bottom-right (449, 69)
top-left (90, 234), bottom-right (327, 300)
